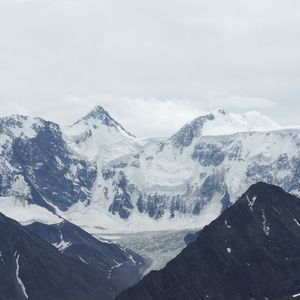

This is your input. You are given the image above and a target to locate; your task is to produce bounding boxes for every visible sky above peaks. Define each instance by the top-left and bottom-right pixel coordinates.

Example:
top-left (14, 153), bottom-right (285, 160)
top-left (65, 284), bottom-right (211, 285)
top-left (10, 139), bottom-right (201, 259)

top-left (0, 0), bottom-right (299, 137)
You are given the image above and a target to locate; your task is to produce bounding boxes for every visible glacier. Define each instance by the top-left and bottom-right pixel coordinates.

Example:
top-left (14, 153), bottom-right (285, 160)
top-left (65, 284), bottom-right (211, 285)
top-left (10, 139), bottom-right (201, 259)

top-left (0, 105), bottom-right (298, 238)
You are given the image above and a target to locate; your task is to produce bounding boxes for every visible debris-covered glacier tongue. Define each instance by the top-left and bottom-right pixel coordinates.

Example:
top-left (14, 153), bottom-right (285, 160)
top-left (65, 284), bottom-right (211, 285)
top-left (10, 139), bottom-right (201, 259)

top-left (94, 229), bottom-right (196, 277)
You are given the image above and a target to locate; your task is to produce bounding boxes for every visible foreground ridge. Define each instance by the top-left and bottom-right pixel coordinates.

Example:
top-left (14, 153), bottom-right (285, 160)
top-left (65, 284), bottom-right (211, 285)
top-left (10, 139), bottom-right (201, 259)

top-left (117, 182), bottom-right (300, 300)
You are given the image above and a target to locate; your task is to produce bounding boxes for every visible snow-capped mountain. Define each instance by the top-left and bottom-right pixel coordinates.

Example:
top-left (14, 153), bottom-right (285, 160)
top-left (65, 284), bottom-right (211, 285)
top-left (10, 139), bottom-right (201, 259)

top-left (84, 108), bottom-right (298, 231)
top-left (0, 114), bottom-right (96, 213)
top-left (116, 183), bottom-right (300, 300)
top-left (63, 105), bottom-right (141, 162)
top-left (170, 109), bottom-right (281, 147)
top-left (0, 106), bottom-right (299, 235)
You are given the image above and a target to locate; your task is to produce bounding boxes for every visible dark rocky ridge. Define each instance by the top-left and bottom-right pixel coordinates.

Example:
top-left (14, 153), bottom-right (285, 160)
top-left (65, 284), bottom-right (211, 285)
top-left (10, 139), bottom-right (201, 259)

top-left (0, 212), bottom-right (113, 300)
top-left (116, 183), bottom-right (300, 300)
top-left (26, 220), bottom-right (145, 296)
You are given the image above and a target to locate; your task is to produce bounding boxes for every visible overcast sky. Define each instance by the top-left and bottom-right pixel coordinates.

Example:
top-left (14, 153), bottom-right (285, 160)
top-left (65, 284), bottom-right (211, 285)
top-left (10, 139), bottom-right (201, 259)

top-left (0, 0), bottom-right (299, 137)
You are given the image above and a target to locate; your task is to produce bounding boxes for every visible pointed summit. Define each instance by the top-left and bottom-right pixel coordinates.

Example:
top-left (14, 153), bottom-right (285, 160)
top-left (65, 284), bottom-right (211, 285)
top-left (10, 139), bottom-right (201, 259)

top-left (74, 105), bottom-right (135, 138)
top-left (64, 105), bottom-right (139, 162)
top-left (237, 181), bottom-right (291, 215)
top-left (83, 105), bottom-right (111, 123)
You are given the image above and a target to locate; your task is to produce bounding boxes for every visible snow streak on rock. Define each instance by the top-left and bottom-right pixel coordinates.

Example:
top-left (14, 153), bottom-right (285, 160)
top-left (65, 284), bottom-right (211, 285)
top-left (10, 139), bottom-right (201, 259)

top-left (15, 252), bottom-right (29, 299)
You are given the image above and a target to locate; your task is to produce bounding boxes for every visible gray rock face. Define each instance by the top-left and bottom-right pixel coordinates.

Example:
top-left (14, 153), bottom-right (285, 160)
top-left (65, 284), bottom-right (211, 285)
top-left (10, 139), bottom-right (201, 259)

top-left (109, 171), bottom-right (134, 219)
top-left (193, 171), bottom-right (227, 215)
top-left (0, 115), bottom-right (97, 212)
top-left (170, 113), bottom-right (215, 147)
top-left (192, 142), bottom-right (225, 166)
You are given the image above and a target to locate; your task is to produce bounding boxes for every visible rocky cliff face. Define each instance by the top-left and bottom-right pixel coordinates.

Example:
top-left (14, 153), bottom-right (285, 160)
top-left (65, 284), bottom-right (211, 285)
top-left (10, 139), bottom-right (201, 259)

top-left (0, 114), bottom-right (96, 212)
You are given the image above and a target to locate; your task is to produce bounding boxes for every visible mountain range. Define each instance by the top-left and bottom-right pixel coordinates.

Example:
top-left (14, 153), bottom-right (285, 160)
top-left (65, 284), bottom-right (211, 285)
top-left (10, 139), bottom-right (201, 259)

top-left (0, 105), bottom-right (299, 235)
top-left (0, 106), bottom-right (299, 299)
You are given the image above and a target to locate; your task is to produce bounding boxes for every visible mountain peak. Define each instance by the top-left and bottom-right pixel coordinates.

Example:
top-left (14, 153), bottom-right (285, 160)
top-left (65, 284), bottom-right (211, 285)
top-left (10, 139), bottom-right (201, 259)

top-left (72, 105), bottom-right (135, 138)
top-left (82, 105), bottom-right (112, 122)
top-left (237, 181), bottom-right (288, 213)
top-left (211, 108), bottom-right (228, 115)
top-left (171, 109), bottom-right (281, 147)
top-left (116, 183), bottom-right (300, 300)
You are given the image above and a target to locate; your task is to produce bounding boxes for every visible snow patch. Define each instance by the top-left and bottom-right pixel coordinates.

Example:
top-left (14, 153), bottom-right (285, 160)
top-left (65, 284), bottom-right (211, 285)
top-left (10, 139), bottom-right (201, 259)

top-left (261, 209), bottom-right (270, 236)
top-left (53, 231), bottom-right (72, 252)
top-left (128, 255), bottom-right (137, 265)
top-left (247, 195), bottom-right (257, 212)
top-left (15, 252), bottom-right (29, 299)
top-left (107, 260), bottom-right (124, 279)
top-left (11, 175), bottom-right (31, 198)
top-left (225, 219), bottom-right (231, 229)
top-left (53, 240), bottom-right (71, 252)
top-left (78, 256), bottom-right (88, 264)
top-left (0, 196), bottom-right (62, 225)
top-left (294, 219), bottom-right (300, 227)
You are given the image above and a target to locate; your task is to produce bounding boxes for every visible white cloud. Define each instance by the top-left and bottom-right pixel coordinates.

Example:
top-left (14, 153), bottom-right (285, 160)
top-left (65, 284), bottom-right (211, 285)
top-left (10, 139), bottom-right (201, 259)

top-left (30, 95), bottom-right (206, 138)
top-left (0, 0), bottom-right (299, 135)
top-left (203, 93), bottom-right (278, 111)
top-left (8, 93), bottom-right (278, 138)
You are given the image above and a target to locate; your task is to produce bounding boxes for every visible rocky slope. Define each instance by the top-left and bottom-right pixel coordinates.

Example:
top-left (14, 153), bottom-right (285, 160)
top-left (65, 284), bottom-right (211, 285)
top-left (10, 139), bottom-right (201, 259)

top-left (0, 212), bottom-right (114, 300)
top-left (26, 220), bottom-right (145, 296)
top-left (116, 182), bottom-right (300, 300)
